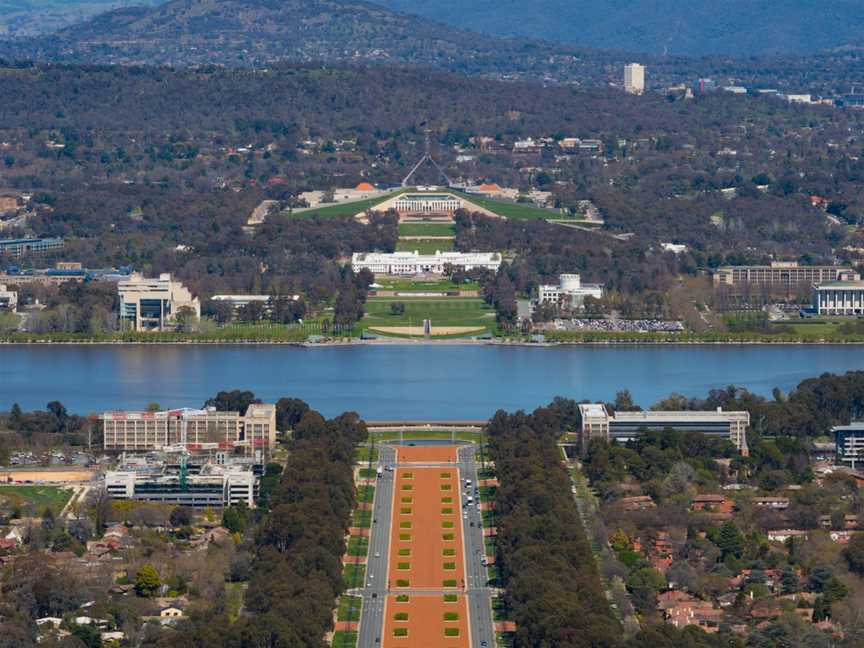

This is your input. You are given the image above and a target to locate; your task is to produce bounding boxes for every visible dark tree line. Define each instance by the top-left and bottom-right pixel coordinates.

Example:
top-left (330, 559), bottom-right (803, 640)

top-left (153, 406), bottom-right (367, 648)
top-left (486, 405), bottom-right (620, 647)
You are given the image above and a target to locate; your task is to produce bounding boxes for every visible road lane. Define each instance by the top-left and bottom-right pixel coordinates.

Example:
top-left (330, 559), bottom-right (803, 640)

top-left (459, 445), bottom-right (495, 648)
top-left (357, 445), bottom-right (397, 647)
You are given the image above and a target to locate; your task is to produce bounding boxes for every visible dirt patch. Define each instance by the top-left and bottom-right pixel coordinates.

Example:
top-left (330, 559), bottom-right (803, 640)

top-left (0, 469), bottom-right (94, 483)
top-left (369, 326), bottom-right (485, 336)
top-left (395, 445), bottom-right (459, 464)
top-left (383, 594), bottom-right (469, 648)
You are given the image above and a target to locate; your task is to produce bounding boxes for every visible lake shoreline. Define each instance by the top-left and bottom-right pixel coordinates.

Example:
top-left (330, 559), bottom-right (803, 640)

top-left (2, 337), bottom-right (864, 347)
top-left (3, 344), bottom-right (862, 417)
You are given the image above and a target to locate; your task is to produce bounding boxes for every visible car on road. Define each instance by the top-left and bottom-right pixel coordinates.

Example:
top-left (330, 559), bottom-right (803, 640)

top-left (374, 552), bottom-right (380, 558)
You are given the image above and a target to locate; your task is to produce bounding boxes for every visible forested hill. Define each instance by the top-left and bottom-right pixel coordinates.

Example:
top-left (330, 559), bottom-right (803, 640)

top-left (377, 0), bottom-right (864, 57)
top-left (0, 0), bottom-right (602, 83)
top-left (0, 0), bottom-right (163, 38)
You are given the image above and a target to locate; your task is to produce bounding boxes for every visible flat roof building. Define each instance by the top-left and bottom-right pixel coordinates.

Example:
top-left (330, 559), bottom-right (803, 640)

top-left (101, 405), bottom-right (276, 459)
top-left (624, 63), bottom-right (646, 95)
top-left (105, 463), bottom-right (257, 507)
top-left (352, 251), bottom-right (501, 276)
top-left (0, 264), bottom-right (131, 286)
top-left (118, 273), bottom-right (200, 331)
top-left (0, 284), bottom-right (16, 311)
top-left (812, 280), bottom-right (864, 316)
top-left (834, 423), bottom-right (864, 469)
top-left (392, 193), bottom-right (463, 216)
top-left (537, 274), bottom-right (603, 309)
top-left (578, 403), bottom-right (749, 455)
top-left (713, 262), bottom-right (857, 294)
top-left (0, 237), bottom-right (64, 258)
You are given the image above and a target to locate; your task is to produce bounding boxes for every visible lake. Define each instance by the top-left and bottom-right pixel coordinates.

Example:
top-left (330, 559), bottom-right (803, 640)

top-left (0, 344), bottom-right (862, 417)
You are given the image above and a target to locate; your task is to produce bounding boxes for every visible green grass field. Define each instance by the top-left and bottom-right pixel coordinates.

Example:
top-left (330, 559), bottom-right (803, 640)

top-left (342, 564), bottom-right (366, 589)
top-left (397, 223), bottom-right (456, 237)
top-left (337, 595), bottom-right (363, 622)
top-left (224, 582), bottom-right (247, 623)
top-left (362, 298), bottom-right (495, 334)
top-left (452, 190), bottom-right (558, 220)
top-left (289, 190), bottom-right (401, 219)
top-left (355, 446), bottom-right (379, 463)
top-left (395, 239), bottom-right (454, 254)
top-left (347, 535), bottom-right (369, 557)
top-left (0, 485), bottom-right (72, 516)
top-left (356, 485), bottom-right (375, 504)
top-left (332, 631), bottom-right (358, 648)
top-left (373, 278), bottom-right (463, 292)
top-left (352, 508), bottom-right (372, 528)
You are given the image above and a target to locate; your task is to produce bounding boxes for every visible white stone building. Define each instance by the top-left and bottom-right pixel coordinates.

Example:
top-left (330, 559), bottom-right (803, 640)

top-left (351, 251), bottom-right (501, 276)
top-left (812, 280), bottom-right (864, 315)
top-left (0, 284), bottom-right (16, 310)
top-left (537, 274), bottom-right (603, 309)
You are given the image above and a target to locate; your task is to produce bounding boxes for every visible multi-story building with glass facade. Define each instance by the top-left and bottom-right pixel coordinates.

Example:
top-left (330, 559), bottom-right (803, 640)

top-left (578, 403), bottom-right (750, 455)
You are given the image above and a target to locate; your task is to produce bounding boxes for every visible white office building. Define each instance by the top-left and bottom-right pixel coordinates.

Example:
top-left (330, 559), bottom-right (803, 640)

top-left (624, 63), bottom-right (646, 95)
top-left (578, 403), bottom-right (750, 455)
top-left (118, 273), bottom-right (200, 331)
top-left (537, 274), bottom-right (603, 309)
top-left (105, 464), bottom-right (258, 507)
top-left (0, 284), bottom-right (16, 311)
top-left (352, 251), bottom-right (501, 276)
top-left (812, 280), bottom-right (864, 316)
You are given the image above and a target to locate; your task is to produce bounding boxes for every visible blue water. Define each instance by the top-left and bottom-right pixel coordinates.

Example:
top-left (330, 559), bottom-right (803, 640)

top-left (0, 344), bottom-right (862, 417)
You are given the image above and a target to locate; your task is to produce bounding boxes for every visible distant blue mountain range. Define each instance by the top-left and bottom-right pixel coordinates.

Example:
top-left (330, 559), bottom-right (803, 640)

top-left (376, 0), bottom-right (864, 57)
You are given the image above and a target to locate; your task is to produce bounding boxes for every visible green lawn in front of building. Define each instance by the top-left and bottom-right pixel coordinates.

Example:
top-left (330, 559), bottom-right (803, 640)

top-left (0, 485), bottom-right (72, 516)
top-left (397, 223), bottom-right (456, 237)
top-left (361, 297), bottom-right (495, 336)
top-left (395, 239), bottom-right (454, 254)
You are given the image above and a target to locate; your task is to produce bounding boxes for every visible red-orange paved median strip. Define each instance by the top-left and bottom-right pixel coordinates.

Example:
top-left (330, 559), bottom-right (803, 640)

top-left (388, 465), bottom-right (465, 590)
top-left (384, 445), bottom-right (469, 647)
top-left (396, 444), bottom-right (459, 464)
top-left (384, 594), bottom-right (469, 648)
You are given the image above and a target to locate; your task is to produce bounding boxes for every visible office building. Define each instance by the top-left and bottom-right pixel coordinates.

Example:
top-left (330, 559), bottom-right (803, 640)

top-left (0, 264), bottom-right (131, 286)
top-left (537, 274), bottom-right (603, 309)
top-left (0, 285), bottom-right (16, 311)
top-left (351, 251), bottom-right (501, 276)
top-left (624, 63), bottom-right (646, 95)
top-left (118, 273), bottom-right (200, 331)
top-left (0, 237), bottom-right (64, 258)
top-left (834, 423), bottom-right (864, 469)
top-left (578, 403), bottom-right (750, 455)
top-left (713, 262), bottom-right (857, 294)
top-left (105, 463), bottom-right (258, 507)
top-left (812, 279), bottom-right (864, 316)
top-left (101, 405), bottom-right (277, 457)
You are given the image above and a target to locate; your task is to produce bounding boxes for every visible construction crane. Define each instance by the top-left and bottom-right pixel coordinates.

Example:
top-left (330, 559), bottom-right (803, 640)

top-left (161, 408), bottom-right (208, 492)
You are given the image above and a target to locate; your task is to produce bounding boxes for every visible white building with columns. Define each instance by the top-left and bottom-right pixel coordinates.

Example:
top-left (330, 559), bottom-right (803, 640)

top-left (812, 280), bottom-right (864, 315)
top-left (351, 251), bottom-right (501, 276)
